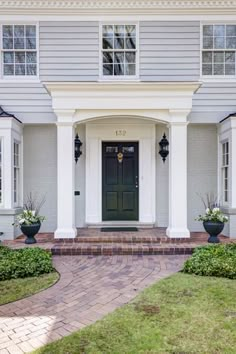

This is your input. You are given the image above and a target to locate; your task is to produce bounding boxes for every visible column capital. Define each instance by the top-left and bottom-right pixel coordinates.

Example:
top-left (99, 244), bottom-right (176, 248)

top-left (54, 109), bottom-right (76, 123)
top-left (56, 121), bottom-right (75, 127)
top-left (169, 109), bottom-right (191, 123)
top-left (167, 121), bottom-right (189, 128)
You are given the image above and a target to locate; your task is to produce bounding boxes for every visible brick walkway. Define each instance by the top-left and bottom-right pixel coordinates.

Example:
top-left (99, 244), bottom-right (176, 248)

top-left (0, 255), bottom-right (188, 353)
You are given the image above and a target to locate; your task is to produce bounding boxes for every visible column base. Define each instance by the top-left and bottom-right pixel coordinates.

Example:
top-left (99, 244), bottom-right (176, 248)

top-left (166, 227), bottom-right (190, 238)
top-left (54, 228), bottom-right (77, 239)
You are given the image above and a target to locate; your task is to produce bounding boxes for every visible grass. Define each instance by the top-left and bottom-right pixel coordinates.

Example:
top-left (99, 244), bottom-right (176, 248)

top-left (33, 273), bottom-right (236, 354)
top-left (0, 272), bottom-right (59, 305)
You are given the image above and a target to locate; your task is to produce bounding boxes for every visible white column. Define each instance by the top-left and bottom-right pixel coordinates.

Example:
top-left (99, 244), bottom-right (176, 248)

top-left (167, 112), bottom-right (190, 238)
top-left (55, 113), bottom-right (76, 238)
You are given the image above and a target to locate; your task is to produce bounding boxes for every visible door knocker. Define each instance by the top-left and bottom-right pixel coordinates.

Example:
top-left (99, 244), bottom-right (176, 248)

top-left (117, 152), bottom-right (123, 163)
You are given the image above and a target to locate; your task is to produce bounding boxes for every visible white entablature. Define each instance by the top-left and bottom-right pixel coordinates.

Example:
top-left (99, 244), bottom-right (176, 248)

top-left (45, 82), bottom-right (201, 124)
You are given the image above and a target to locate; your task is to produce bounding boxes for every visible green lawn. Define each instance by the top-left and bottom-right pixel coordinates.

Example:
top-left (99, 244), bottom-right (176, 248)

top-left (34, 273), bottom-right (236, 354)
top-left (0, 272), bottom-right (59, 305)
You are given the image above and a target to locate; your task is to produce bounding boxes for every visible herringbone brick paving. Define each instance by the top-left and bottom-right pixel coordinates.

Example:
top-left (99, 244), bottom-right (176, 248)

top-left (0, 255), bottom-right (189, 353)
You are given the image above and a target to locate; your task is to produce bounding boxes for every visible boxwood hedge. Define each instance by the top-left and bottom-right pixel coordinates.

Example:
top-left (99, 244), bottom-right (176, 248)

top-left (0, 246), bottom-right (54, 281)
top-left (183, 243), bottom-right (236, 279)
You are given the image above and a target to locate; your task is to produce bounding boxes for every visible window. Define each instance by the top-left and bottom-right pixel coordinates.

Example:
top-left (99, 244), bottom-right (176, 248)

top-left (222, 141), bottom-right (229, 204)
top-left (101, 24), bottom-right (137, 78)
top-left (0, 140), bottom-right (2, 204)
top-left (13, 142), bottom-right (20, 205)
top-left (202, 24), bottom-right (236, 76)
top-left (2, 24), bottom-right (37, 77)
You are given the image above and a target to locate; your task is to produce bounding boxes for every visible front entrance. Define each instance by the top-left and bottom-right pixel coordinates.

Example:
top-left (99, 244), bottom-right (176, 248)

top-left (102, 142), bottom-right (139, 221)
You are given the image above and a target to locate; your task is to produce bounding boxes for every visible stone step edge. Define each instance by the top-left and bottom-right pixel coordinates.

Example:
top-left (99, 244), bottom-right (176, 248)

top-left (54, 237), bottom-right (196, 244)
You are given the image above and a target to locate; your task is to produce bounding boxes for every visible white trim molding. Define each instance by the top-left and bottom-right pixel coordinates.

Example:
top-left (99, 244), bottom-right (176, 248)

top-left (2, 1), bottom-right (236, 15)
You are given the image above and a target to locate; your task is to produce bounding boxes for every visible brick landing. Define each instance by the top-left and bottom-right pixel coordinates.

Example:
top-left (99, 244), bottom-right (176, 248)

top-left (3, 228), bottom-right (233, 256)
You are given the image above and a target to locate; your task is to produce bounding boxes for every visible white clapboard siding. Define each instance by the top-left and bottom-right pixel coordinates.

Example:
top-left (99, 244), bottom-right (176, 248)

top-left (39, 21), bottom-right (99, 81)
top-left (0, 83), bottom-right (55, 123)
top-left (190, 83), bottom-right (236, 123)
top-left (140, 21), bottom-right (200, 81)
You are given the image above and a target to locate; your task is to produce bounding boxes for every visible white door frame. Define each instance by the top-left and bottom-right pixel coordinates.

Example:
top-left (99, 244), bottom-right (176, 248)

top-left (85, 119), bottom-right (156, 225)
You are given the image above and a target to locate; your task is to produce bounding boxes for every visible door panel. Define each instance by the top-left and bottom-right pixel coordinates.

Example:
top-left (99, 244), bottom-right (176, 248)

top-left (102, 142), bottom-right (139, 221)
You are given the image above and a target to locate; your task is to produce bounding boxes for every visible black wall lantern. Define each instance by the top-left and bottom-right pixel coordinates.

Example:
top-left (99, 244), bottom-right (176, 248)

top-left (74, 134), bottom-right (82, 163)
top-left (159, 133), bottom-right (169, 163)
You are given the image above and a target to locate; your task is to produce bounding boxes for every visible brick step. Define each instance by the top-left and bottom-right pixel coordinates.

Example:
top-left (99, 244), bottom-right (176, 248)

top-left (50, 243), bottom-right (195, 256)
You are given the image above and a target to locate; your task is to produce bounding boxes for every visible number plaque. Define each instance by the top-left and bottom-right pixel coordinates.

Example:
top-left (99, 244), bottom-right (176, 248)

top-left (115, 130), bottom-right (126, 136)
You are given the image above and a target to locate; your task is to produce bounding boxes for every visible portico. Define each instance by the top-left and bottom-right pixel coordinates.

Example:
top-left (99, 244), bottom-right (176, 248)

top-left (45, 82), bottom-right (200, 239)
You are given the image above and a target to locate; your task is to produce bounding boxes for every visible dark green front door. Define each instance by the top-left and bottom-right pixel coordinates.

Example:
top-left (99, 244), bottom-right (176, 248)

top-left (102, 142), bottom-right (139, 221)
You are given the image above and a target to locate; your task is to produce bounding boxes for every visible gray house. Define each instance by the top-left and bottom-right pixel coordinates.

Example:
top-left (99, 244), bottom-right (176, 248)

top-left (0, 0), bottom-right (236, 240)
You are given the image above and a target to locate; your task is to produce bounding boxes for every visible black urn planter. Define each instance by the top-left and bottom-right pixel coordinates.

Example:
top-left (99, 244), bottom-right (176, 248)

top-left (20, 223), bottom-right (41, 244)
top-left (203, 221), bottom-right (224, 243)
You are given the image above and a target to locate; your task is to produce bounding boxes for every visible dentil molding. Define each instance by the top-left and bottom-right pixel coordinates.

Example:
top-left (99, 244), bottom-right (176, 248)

top-left (1, 0), bottom-right (236, 14)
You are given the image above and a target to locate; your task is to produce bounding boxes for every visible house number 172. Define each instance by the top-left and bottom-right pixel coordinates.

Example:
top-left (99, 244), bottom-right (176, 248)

top-left (115, 130), bottom-right (126, 136)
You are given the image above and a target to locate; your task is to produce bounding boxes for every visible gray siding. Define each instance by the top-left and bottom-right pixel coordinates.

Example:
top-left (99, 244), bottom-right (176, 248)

top-left (23, 125), bottom-right (57, 233)
top-left (0, 83), bottom-right (55, 123)
top-left (187, 124), bottom-right (218, 231)
top-left (190, 83), bottom-right (236, 123)
top-left (140, 21), bottom-right (200, 81)
top-left (39, 21), bottom-right (99, 81)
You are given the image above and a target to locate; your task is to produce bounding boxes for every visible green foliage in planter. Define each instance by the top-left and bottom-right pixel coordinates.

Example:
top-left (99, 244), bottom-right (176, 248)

top-left (0, 246), bottom-right (54, 281)
top-left (183, 243), bottom-right (236, 279)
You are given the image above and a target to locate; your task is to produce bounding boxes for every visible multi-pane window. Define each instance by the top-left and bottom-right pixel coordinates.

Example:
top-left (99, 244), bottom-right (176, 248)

top-left (13, 142), bottom-right (20, 205)
top-left (222, 141), bottom-right (229, 204)
top-left (202, 24), bottom-right (236, 76)
top-left (102, 24), bottom-right (137, 77)
top-left (2, 24), bottom-right (37, 76)
top-left (0, 140), bottom-right (2, 204)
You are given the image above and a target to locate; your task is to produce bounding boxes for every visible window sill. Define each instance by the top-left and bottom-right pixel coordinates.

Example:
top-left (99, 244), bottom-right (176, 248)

top-left (0, 77), bottom-right (40, 83)
top-left (98, 77), bottom-right (141, 83)
top-left (200, 76), bottom-right (236, 83)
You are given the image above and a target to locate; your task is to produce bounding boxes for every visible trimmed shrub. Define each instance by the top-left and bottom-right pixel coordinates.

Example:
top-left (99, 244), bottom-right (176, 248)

top-left (0, 246), bottom-right (54, 281)
top-left (183, 243), bottom-right (236, 279)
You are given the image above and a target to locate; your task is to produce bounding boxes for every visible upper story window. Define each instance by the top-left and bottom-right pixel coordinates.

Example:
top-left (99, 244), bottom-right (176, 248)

top-left (2, 24), bottom-right (37, 77)
top-left (202, 24), bottom-right (236, 76)
top-left (101, 24), bottom-right (138, 79)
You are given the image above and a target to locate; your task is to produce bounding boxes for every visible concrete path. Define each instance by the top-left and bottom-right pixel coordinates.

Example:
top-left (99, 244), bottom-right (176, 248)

top-left (0, 255), bottom-right (189, 353)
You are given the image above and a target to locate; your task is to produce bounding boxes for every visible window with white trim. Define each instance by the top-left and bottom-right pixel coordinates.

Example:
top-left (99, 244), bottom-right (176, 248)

top-left (222, 141), bottom-right (229, 204)
top-left (0, 140), bottom-right (2, 204)
top-left (101, 24), bottom-right (137, 77)
top-left (2, 24), bottom-right (37, 76)
top-left (13, 142), bottom-right (20, 205)
top-left (202, 24), bottom-right (236, 76)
